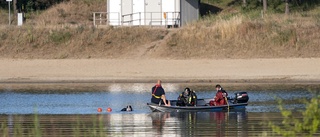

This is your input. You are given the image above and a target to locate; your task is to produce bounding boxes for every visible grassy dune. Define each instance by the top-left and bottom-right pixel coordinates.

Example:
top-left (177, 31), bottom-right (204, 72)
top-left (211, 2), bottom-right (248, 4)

top-left (0, 0), bottom-right (319, 59)
top-left (165, 11), bottom-right (320, 59)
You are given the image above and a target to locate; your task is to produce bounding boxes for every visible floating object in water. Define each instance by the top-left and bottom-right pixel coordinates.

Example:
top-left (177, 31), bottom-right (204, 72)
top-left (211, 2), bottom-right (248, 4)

top-left (97, 108), bottom-right (102, 112)
top-left (121, 105), bottom-right (133, 111)
top-left (107, 107), bottom-right (112, 112)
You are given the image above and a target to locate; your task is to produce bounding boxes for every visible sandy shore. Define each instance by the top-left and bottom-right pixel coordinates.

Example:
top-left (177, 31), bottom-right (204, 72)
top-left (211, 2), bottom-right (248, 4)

top-left (1, 58), bottom-right (320, 84)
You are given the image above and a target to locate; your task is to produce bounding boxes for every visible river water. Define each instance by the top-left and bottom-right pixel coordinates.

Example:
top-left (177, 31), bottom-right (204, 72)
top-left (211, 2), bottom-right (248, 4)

top-left (0, 83), bottom-right (319, 136)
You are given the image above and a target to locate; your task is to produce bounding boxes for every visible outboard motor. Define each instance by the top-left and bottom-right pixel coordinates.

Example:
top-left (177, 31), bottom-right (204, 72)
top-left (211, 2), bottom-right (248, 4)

top-left (233, 92), bottom-right (249, 104)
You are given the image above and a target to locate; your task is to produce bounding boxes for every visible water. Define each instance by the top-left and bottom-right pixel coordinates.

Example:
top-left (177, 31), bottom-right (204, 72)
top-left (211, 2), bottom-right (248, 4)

top-left (0, 84), bottom-right (319, 136)
top-left (0, 89), bottom-right (313, 114)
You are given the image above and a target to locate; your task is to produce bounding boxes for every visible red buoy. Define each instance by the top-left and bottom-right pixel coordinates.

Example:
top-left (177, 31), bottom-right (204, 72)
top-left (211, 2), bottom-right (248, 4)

top-left (107, 107), bottom-right (112, 112)
top-left (97, 108), bottom-right (102, 112)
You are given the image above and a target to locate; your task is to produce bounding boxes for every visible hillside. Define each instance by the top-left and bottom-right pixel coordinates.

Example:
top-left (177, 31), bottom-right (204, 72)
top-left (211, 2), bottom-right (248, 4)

top-left (0, 0), bottom-right (320, 59)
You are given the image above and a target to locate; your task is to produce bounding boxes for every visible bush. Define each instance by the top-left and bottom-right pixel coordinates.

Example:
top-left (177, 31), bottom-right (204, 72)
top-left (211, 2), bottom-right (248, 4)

top-left (269, 95), bottom-right (320, 137)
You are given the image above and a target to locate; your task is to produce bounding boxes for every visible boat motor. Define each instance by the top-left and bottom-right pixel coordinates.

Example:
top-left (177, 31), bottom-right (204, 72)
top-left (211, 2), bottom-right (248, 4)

top-left (233, 92), bottom-right (249, 103)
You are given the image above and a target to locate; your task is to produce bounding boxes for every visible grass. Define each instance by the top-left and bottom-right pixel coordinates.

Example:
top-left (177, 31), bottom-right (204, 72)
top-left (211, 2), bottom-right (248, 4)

top-left (30, 0), bottom-right (106, 26)
top-left (0, 1), bottom-right (320, 59)
top-left (49, 30), bottom-right (72, 44)
top-left (0, 25), bottom-right (168, 59)
top-left (162, 10), bottom-right (320, 59)
top-left (0, 114), bottom-right (107, 137)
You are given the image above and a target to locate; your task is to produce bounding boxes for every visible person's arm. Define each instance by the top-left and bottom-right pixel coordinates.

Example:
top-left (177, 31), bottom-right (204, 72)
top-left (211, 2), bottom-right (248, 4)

top-left (216, 92), bottom-right (223, 100)
top-left (213, 92), bottom-right (218, 101)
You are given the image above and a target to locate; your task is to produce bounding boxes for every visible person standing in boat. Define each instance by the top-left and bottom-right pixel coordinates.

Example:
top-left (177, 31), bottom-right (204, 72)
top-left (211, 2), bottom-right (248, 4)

top-left (151, 80), bottom-right (171, 106)
top-left (210, 84), bottom-right (228, 106)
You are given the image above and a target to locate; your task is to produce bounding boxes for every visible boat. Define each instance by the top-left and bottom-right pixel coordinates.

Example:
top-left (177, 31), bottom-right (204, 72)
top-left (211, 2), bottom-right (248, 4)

top-left (147, 92), bottom-right (249, 112)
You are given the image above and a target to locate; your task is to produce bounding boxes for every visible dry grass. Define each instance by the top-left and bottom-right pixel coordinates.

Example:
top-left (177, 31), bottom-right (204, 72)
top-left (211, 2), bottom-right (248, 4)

top-left (27, 0), bottom-right (106, 26)
top-left (0, 9), bottom-right (8, 25)
top-left (0, 26), bottom-right (167, 59)
top-left (163, 10), bottom-right (320, 59)
top-left (0, 1), bottom-right (320, 59)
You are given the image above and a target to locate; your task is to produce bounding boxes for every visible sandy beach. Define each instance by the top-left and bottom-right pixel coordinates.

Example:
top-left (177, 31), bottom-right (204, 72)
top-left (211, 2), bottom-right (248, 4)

top-left (1, 58), bottom-right (320, 84)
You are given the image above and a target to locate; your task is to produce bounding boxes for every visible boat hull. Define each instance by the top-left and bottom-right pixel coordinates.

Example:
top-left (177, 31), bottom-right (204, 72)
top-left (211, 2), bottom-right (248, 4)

top-left (147, 102), bottom-right (247, 112)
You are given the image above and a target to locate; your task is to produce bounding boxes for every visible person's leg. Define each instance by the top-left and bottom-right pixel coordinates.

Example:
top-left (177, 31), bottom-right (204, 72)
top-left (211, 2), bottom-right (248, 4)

top-left (176, 100), bottom-right (182, 106)
top-left (209, 100), bottom-right (215, 106)
top-left (166, 100), bottom-right (171, 106)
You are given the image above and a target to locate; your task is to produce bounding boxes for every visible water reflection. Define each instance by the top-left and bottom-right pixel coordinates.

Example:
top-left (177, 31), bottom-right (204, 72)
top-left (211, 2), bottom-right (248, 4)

top-left (148, 111), bottom-right (248, 137)
top-left (1, 111), bottom-right (318, 136)
top-left (149, 112), bottom-right (171, 135)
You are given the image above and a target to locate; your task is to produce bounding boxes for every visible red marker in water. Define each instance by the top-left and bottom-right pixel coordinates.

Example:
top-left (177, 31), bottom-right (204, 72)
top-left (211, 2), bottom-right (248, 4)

top-left (107, 107), bottom-right (112, 112)
top-left (97, 108), bottom-right (102, 112)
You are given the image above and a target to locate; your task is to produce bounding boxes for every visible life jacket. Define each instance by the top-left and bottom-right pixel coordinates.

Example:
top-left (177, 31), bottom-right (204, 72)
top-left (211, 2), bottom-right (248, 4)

top-left (187, 91), bottom-right (197, 106)
top-left (152, 85), bottom-right (162, 99)
top-left (221, 89), bottom-right (228, 98)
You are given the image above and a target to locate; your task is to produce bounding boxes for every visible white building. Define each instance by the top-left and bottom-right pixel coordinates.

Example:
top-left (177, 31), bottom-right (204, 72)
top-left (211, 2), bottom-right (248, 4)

top-left (104, 0), bottom-right (199, 27)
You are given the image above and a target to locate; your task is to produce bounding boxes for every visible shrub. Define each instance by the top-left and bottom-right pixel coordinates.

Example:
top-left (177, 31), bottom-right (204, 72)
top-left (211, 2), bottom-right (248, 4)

top-left (269, 95), bottom-right (320, 137)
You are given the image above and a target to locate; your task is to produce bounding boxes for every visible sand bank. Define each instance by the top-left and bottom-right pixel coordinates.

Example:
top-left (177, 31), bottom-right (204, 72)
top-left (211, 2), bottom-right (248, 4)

top-left (1, 58), bottom-right (320, 84)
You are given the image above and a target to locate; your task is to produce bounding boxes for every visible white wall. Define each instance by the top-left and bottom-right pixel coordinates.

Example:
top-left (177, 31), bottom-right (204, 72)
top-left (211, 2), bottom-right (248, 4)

top-left (145, 0), bottom-right (162, 25)
top-left (108, 0), bottom-right (121, 25)
top-left (162, 0), bottom-right (180, 25)
top-left (133, 0), bottom-right (145, 25)
top-left (108, 0), bottom-right (183, 26)
top-left (121, 0), bottom-right (133, 25)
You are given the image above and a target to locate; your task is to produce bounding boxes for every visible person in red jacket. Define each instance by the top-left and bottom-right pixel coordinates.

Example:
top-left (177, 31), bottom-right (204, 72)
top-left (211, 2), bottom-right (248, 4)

top-left (210, 84), bottom-right (228, 106)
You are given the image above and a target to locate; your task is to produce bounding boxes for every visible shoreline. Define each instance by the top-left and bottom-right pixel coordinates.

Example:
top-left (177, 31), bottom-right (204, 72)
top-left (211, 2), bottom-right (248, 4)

top-left (1, 77), bottom-right (320, 84)
top-left (1, 80), bottom-right (320, 92)
top-left (1, 58), bottom-right (320, 90)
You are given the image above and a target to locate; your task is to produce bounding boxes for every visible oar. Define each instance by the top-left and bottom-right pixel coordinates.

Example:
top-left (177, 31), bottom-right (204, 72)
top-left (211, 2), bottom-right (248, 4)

top-left (224, 97), bottom-right (229, 110)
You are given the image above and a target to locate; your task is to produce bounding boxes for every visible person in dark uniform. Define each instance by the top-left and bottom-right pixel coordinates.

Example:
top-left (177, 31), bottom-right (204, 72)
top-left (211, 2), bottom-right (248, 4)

top-left (176, 87), bottom-right (197, 106)
top-left (176, 88), bottom-right (189, 106)
top-left (187, 89), bottom-right (197, 106)
top-left (151, 80), bottom-right (171, 106)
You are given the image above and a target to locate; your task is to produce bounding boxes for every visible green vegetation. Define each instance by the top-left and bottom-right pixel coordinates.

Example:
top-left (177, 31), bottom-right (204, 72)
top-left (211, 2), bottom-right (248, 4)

top-left (49, 30), bottom-right (72, 44)
top-left (269, 95), bottom-right (320, 137)
top-left (0, 114), bottom-right (107, 137)
top-left (202, 0), bottom-right (320, 12)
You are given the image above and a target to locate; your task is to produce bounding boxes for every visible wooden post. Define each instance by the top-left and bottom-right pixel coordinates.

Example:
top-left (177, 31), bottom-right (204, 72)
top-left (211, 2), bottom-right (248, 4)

top-left (93, 13), bottom-right (96, 26)
top-left (8, 0), bottom-right (11, 25)
top-left (263, 0), bottom-right (267, 13)
top-left (242, 0), bottom-right (247, 7)
top-left (13, 0), bottom-right (17, 14)
top-left (285, 0), bottom-right (290, 15)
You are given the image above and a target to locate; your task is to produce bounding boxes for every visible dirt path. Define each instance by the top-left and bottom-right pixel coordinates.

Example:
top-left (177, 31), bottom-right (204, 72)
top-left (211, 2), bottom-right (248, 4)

top-left (130, 29), bottom-right (178, 59)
